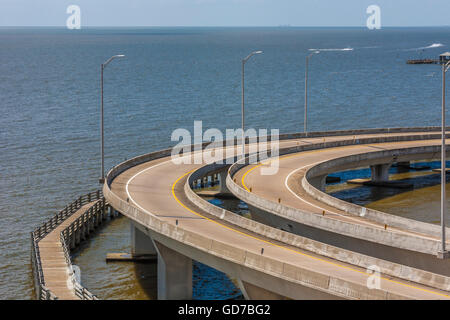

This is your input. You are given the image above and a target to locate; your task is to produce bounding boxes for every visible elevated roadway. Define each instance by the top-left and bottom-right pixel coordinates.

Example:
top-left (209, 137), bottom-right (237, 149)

top-left (229, 136), bottom-right (450, 275)
top-left (104, 127), bottom-right (450, 300)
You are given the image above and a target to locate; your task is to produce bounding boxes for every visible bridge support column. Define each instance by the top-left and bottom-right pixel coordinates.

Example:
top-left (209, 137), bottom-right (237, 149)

top-left (152, 240), bottom-right (192, 300)
top-left (219, 170), bottom-right (232, 195)
top-left (370, 163), bottom-right (392, 182)
top-left (131, 222), bottom-right (157, 257)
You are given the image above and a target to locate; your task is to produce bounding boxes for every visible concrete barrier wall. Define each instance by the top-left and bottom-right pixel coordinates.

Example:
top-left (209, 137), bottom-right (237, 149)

top-left (185, 164), bottom-right (450, 291)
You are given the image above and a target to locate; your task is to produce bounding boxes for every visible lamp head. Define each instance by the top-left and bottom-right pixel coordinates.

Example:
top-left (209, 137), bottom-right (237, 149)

top-left (103, 54), bottom-right (126, 67)
top-left (243, 50), bottom-right (263, 63)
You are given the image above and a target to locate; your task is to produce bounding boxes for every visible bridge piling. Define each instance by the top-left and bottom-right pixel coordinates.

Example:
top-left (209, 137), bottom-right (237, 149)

top-left (131, 222), bottom-right (157, 257)
top-left (152, 239), bottom-right (192, 300)
top-left (370, 163), bottom-right (392, 182)
top-left (219, 170), bottom-right (232, 195)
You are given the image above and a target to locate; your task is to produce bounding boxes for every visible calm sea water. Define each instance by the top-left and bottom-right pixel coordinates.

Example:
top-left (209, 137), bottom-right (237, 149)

top-left (1, 27), bottom-right (450, 299)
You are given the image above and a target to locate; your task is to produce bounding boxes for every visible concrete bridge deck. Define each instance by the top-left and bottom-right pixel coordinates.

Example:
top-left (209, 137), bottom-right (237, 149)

top-left (233, 139), bottom-right (447, 238)
top-left (105, 128), bottom-right (450, 300)
top-left (229, 137), bottom-right (450, 275)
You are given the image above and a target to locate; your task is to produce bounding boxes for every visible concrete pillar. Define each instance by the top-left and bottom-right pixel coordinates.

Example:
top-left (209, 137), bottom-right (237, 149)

top-left (370, 163), bottom-right (392, 182)
top-left (152, 240), bottom-right (192, 300)
top-left (218, 170), bottom-right (232, 195)
top-left (131, 222), bottom-right (157, 257)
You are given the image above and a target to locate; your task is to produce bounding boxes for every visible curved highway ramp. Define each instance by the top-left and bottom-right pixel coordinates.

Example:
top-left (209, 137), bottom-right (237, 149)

top-left (103, 128), bottom-right (450, 300)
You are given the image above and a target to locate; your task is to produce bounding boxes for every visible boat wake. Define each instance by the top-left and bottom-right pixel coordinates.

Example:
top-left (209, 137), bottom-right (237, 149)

top-left (308, 47), bottom-right (353, 52)
top-left (404, 43), bottom-right (444, 51)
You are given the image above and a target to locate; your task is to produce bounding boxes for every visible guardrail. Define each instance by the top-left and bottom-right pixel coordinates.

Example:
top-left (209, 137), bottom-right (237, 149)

top-left (60, 233), bottom-right (98, 300)
top-left (31, 190), bottom-right (104, 300)
top-left (33, 191), bottom-right (103, 242)
top-left (30, 232), bottom-right (58, 300)
top-left (61, 199), bottom-right (106, 251)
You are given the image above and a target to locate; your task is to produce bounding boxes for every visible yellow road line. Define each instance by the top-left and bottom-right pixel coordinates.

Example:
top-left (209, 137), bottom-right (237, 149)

top-left (171, 169), bottom-right (450, 299)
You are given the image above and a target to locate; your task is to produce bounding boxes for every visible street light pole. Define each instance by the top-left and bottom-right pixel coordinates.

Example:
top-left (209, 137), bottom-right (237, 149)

top-left (241, 51), bottom-right (262, 160)
top-left (99, 54), bottom-right (125, 184)
top-left (439, 59), bottom-right (450, 258)
top-left (304, 51), bottom-right (320, 133)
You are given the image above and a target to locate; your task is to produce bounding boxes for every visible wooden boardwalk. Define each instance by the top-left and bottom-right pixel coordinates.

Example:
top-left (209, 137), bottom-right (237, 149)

top-left (31, 191), bottom-right (106, 300)
top-left (38, 203), bottom-right (93, 300)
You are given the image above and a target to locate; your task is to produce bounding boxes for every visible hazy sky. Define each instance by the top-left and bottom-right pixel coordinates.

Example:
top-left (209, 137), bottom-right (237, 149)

top-left (1, 0), bottom-right (449, 27)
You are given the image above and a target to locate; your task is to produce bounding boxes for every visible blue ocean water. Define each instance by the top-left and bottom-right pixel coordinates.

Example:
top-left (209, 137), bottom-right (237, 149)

top-left (1, 27), bottom-right (449, 299)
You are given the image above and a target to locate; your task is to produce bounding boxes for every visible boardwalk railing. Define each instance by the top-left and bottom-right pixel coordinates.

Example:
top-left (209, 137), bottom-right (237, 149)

top-left (30, 232), bottom-right (58, 300)
top-left (60, 233), bottom-right (98, 300)
top-left (31, 190), bottom-right (105, 300)
top-left (61, 199), bottom-right (107, 251)
top-left (33, 190), bottom-right (103, 242)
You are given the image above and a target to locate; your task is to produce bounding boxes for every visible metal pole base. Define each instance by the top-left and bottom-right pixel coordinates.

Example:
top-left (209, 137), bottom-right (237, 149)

top-left (99, 177), bottom-right (105, 184)
top-left (437, 251), bottom-right (450, 259)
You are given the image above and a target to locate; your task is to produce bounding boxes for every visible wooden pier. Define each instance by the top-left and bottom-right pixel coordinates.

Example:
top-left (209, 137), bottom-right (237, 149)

top-left (407, 59), bottom-right (439, 65)
top-left (106, 253), bottom-right (157, 262)
top-left (31, 190), bottom-right (111, 300)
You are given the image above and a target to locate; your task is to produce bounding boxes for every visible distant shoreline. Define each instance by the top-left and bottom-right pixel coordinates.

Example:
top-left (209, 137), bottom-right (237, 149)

top-left (0, 25), bottom-right (449, 29)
